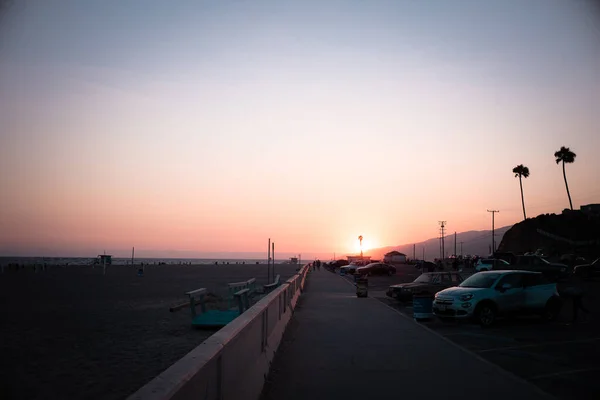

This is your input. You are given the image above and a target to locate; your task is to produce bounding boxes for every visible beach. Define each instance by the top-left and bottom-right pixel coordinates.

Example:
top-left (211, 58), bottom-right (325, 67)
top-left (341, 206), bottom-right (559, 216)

top-left (0, 262), bottom-right (301, 400)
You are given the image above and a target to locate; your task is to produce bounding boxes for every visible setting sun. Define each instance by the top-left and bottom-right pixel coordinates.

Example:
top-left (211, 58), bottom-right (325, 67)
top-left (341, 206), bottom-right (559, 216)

top-left (352, 237), bottom-right (378, 255)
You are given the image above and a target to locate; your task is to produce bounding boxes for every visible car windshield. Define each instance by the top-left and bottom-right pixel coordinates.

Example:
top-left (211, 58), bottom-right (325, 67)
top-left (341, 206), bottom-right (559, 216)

top-left (414, 274), bottom-right (432, 283)
top-left (538, 257), bottom-right (551, 264)
top-left (481, 259), bottom-right (494, 264)
top-left (459, 273), bottom-right (501, 288)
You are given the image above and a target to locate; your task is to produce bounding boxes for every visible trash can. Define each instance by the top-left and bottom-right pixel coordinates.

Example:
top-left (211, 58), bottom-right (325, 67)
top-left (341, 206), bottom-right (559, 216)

top-left (356, 277), bottom-right (368, 298)
top-left (413, 294), bottom-right (433, 321)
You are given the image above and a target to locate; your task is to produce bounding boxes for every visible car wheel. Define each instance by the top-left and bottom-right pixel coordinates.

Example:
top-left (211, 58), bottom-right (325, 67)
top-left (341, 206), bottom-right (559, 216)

top-left (475, 303), bottom-right (496, 327)
top-left (542, 297), bottom-right (562, 322)
top-left (388, 270), bottom-right (393, 276)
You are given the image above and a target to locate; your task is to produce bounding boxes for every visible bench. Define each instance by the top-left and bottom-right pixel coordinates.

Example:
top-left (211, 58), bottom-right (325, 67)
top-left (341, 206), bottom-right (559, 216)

top-left (169, 288), bottom-right (207, 313)
top-left (234, 288), bottom-right (251, 314)
top-left (185, 288), bottom-right (208, 317)
top-left (170, 287), bottom-right (241, 329)
top-left (227, 278), bottom-right (257, 308)
top-left (263, 274), bottom-right (281, 293)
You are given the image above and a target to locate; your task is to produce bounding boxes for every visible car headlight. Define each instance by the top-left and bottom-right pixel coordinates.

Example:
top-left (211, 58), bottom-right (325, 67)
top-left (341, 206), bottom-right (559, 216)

top-left (459, 293), bottom-right (474, 301)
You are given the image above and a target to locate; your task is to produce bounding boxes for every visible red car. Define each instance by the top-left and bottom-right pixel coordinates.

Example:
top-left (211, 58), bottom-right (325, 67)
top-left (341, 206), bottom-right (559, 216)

top-left (356, 262), bottom-right (396, 276)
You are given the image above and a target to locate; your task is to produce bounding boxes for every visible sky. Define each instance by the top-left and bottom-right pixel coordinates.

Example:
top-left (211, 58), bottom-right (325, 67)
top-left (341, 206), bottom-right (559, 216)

top-left (1, 0), bottom-right (599, 258)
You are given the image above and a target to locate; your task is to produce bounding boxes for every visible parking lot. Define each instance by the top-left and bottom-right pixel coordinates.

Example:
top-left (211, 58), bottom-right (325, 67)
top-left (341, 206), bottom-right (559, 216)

top-left (340, 266), bottom-right (600, 400)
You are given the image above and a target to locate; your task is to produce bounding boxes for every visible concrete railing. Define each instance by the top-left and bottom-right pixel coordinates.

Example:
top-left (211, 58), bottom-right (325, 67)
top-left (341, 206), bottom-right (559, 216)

top-left (127, 263), bottom-right (311, 400)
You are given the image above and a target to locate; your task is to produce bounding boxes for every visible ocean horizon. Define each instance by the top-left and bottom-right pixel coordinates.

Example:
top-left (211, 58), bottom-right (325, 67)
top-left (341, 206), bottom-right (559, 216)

top-left (0, 256), bottom-right (302, 266)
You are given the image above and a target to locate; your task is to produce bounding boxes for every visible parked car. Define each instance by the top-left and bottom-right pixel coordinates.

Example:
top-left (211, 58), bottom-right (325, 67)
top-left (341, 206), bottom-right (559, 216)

top-left (415, 261), bottom-right (438, 272)
top-left (386, 272), bottom-right (464, 301)
top-left (494, 255), bottom-right (569, 281)
top-left (574, 258), bottom-right (600, 279)
top-left (560, 254), bottom-right (587, 267)
top-left (492, 252), bottom-right (518, 265)
top-left (433, 270), bottom-right (561, 327)
top-left (356, 262), bottom-right (396, 276)
top-left (475, 258), bottom-right (510, 272)
top-left (330, 259), bottom-right (349, 269)
top-left (340, 261), bottom-right (368, 274)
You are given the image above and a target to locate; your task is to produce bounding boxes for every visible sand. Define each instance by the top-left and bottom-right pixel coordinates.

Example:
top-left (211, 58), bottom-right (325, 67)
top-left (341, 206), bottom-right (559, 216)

top-left (0, 263), bottom-right (301, 400)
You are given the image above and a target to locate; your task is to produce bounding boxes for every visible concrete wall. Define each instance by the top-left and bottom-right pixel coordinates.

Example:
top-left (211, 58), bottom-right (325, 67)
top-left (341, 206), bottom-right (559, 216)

top-left (127, 264), bottom-right (311, 400)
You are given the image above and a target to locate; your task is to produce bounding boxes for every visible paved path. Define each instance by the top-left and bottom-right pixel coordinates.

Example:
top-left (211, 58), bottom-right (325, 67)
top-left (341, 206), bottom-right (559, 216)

top-left (261, 270), bottom-right (554, 400)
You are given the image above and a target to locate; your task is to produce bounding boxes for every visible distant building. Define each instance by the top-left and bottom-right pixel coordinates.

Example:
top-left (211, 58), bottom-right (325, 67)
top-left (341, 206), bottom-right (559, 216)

top-left (581, 204), bottom-right (600, 217)
top-left (384, 251), bottom-right (407, 264)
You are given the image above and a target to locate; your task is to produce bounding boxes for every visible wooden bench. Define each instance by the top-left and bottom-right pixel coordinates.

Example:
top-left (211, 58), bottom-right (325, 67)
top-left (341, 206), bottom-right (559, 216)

top-left (169, 288), bottom-right (207, 314)
top-left (170, 287), bottom-right (241, 329)
top-left (227, 278), bottom-right (257, 308)
top-left (234, 288), bottom-right (251, 314)
top-left (185, 288), bottom-right (207, 317)
top-left (263, 274), bottom-right (280, 293)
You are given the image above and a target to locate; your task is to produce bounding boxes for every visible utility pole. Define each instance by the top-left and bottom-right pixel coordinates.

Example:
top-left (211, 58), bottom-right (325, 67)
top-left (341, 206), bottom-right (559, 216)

top-left (460, 242), bottom-right (463, 257)
top-left (413, 244), bottom-right (416, 261)
top-left (267, 238), bottom-right (271, 283)
top-left (438, 221), bottom-right (446, 260)
top-left (454, 232), bottom-right (457, 257)
top-left (487, 210), bottom-right (499, 255)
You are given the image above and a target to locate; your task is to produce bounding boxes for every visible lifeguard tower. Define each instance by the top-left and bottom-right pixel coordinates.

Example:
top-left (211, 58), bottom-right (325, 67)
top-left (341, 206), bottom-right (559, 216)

top-left (96, 255), bottom-right (112, 265)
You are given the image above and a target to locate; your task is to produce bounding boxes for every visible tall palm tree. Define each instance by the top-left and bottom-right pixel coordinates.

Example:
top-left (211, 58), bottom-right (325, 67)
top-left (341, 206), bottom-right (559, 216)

top-left (512, 164), bottom-right (530, 220)
top-left (554, 146), bottom-right (576, 210)
top-left (358, 235), bottom-right (363, 257)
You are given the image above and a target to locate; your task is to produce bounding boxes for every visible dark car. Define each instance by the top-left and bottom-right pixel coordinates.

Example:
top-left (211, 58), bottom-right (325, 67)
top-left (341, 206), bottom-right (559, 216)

top-left (416, 261), bottom-right (438, 272)
top-left (574, 258), bottom-right (600, 279)
top-left (492, 252), bottom-right (518, 265)
top-left (386, 272), bottom-right (464, 301)
top-left (328, 259), bottom-right (349, 270)
top-left (496, 255), bottom-right (569, 281)
top-left (356, 262), bottom-right (396, 276)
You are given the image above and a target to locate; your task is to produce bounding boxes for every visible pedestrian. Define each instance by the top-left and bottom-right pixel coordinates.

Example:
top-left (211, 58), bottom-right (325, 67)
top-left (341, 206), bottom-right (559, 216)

top-left (558, 269), bottom-right (590, 324)
top-left (317, 260), bottom-right (321, 271)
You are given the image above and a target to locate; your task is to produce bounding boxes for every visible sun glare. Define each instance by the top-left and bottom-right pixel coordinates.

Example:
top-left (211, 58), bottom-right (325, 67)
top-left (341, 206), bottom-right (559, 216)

top-left (352, 239), bottom-right (376, 254)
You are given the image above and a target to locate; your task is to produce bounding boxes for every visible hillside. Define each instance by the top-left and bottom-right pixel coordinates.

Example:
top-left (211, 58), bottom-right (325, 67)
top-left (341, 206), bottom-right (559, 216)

top-left (497, 210), bottom-right (600, 259)
top-left (368, 225), bottom-right (512, 261)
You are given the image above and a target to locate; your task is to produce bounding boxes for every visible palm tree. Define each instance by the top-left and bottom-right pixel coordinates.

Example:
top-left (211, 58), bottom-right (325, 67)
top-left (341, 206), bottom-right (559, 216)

top-left (358, 235), bottom-right (363, 257)
top-left (554, 146), bottom-right (576, 210)
top-left (512, 164), bottom-right (530, 220)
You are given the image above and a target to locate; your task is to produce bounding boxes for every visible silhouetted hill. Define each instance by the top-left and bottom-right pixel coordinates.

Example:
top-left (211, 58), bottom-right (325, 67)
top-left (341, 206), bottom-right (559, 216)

top-left (368, 226), bottom-right (512, 261)
top-left (497, 211), bottom-right (600, 259)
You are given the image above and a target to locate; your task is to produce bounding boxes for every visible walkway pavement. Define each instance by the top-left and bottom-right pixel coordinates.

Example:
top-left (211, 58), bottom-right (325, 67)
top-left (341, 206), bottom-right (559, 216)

top-left (261, 269), bottom-right (554, 400)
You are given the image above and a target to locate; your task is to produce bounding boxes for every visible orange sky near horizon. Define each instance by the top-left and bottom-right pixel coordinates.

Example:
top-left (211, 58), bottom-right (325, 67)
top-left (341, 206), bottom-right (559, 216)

top-left (1, 1), bottom-right (599, 258)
